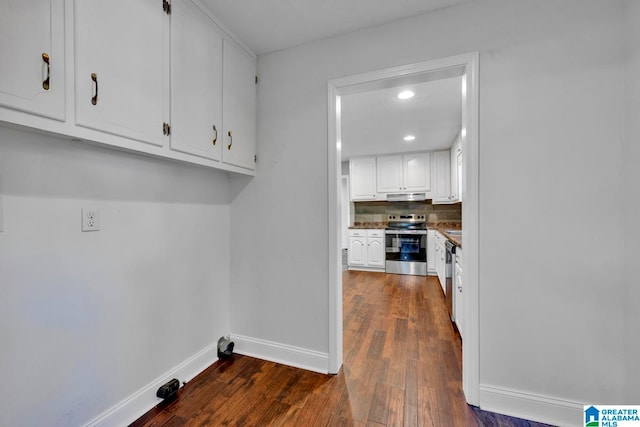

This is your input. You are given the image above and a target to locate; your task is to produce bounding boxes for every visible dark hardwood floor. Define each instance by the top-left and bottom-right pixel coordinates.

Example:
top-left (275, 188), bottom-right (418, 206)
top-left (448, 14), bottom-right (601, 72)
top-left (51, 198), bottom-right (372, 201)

top-left (131, 271), bottom-right (553, 426)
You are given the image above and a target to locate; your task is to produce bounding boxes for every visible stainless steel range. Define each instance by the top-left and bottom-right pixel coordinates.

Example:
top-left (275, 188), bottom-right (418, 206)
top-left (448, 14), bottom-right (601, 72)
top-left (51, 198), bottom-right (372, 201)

top-left (385, 214), bottom-right (427, 276)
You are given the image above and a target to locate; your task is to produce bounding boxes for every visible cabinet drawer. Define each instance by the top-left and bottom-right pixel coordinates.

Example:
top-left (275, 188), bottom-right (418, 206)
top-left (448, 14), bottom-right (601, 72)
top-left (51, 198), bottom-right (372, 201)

top-left (367, 229), bottom-right (385, 238)
top-left (348, 229), bottom-right (367, 237)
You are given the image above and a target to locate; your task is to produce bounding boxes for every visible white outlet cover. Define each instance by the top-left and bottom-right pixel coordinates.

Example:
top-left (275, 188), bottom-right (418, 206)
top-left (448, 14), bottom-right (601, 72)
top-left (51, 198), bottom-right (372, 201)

top-left (82, 207), bottom-right (100, 232)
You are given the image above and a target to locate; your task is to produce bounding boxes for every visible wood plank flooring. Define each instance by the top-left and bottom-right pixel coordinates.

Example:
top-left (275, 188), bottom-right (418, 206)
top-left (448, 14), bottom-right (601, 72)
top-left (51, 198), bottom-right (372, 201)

top-left (131, 271), bottom-right (552, 427)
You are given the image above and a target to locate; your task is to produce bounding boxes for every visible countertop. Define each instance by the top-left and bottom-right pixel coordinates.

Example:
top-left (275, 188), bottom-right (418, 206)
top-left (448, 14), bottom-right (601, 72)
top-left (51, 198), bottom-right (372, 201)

top-left (434, 227), bottom-right (462, 248)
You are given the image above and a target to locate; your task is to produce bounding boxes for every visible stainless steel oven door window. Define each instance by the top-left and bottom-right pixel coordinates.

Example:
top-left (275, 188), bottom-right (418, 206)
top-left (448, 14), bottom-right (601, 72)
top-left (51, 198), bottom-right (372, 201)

top-left (385, 230), bottom-right (427, 275)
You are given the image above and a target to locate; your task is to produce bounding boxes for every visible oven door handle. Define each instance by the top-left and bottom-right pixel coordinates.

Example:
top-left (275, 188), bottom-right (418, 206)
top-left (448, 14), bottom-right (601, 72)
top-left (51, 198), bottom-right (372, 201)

top-left (385, 229), bottom-right (427, 235)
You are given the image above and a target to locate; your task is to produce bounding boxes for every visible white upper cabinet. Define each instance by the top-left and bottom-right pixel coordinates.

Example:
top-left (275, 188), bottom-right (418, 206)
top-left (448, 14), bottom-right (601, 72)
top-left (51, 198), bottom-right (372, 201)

top-left (376, 155), bottom-right (404, 193)
top-left (74, 0), bottom-right (167, 147)
top-left (376, 152), bottom-right (430, 194)
top-left (350, 157), bottom-right (377, 201)
top-left (0, 0), bottom-right (65, 120)
top-left (170, 0), bottom-right (223, 161)
top-left (432, 150), bottom-right (452, 204)
top-left (221, 37), bottom-right (257, 171)
top-left (450, 132), bottom-right (462, 202)
top-left (403, 152), bottom-right (431, 192)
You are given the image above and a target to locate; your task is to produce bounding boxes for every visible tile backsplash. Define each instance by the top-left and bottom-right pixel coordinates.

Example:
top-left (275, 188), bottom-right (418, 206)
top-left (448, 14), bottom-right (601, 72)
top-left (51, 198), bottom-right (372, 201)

top-left (353, 201), bottom-right (461, 224)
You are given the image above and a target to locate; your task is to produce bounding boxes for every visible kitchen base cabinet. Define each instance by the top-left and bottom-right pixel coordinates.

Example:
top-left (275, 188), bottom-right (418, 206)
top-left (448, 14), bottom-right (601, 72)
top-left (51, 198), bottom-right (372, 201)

top-left (435, 231), bottom-right (447, 294)
top-left (454, 247), bottom-right (464, 339)
top-left (347, 229), bottom-right (385, 272)
top-left (427, 230), bottom-right (437, 275)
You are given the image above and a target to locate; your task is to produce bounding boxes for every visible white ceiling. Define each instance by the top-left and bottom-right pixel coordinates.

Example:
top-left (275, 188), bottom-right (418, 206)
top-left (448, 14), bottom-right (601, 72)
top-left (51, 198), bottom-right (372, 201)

top-left (200, 0), bottom-right (476, 55)
top-left (340, 76), bottom-right (463, 161)
top-left (199, 0), bottom-right (468, 162)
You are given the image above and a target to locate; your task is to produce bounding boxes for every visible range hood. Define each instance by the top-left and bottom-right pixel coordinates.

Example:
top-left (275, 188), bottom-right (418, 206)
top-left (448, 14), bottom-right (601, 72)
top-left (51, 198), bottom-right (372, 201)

top-left (386, 193), bottom-right (427, 202)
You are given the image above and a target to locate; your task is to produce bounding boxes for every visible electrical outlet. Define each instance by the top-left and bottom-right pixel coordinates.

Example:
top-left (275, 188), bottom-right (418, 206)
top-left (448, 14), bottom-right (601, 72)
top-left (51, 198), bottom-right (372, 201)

top-left (82, 208), bottom-right (100, 232)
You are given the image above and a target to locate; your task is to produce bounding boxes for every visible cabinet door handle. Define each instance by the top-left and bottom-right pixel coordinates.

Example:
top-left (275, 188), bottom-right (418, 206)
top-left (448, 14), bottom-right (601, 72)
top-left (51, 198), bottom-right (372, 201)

top-left (42, 53), bottom-right (50, 90)
top-left (91, 73), bottom-right (98, 105)
top-left (227, 131), bottom-right (233, 150)
top-left (212, 125), bottom-right (218, 145)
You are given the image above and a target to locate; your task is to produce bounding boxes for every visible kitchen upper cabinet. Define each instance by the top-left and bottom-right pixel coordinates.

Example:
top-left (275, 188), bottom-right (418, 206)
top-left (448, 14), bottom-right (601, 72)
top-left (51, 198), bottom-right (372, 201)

top-left (350, 157), bottom-right (377, 201)
top-left (376, 152), bottom-right (431, 194)
top-left (170, 0), bottom-right (223, 161)
top-left (221, 38), bottom-right (257, 170)
top-left (74, 0), bottom-right (167, 147)
top-left (376, 155), bottom-right (403, 193)
top-left (404, 152), bottom-right (431, 192)
top-left (0, 0), bottom-right (65, 121)
top-left (432, 150), bottom-right (453, 204)
top-left (449, 132), bottom-right (463, 203)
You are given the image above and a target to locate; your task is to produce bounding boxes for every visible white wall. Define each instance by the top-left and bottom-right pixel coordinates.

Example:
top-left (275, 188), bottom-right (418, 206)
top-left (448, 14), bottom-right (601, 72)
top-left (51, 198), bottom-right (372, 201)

top-left (230, 0), bottom-right (626, 421)
top-left (0, 126), bottom-right (231, 426)
top-left (623, 0), bottom-right (640, 403)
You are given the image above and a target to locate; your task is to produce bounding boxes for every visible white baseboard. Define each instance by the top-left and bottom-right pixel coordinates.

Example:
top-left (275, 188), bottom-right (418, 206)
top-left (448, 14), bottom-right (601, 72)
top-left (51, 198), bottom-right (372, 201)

top-left (230, 334), bottom-right (330, 374)
top-left (479, 384), bottom-right (584, 427)
top-left (83, 342), bottom-right (219, 427)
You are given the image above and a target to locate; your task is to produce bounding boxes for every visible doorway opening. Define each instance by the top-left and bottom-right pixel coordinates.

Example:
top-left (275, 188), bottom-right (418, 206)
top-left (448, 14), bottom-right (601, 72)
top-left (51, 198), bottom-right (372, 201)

top-left (327, 52), bottom-right (479, 405)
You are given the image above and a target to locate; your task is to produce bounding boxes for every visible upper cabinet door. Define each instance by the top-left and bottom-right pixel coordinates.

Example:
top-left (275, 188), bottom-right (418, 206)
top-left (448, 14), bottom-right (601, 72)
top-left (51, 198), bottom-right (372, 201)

top-left (350, 157), bottom-right (377, 201)
top-left (221, 38), bottom-right (257, 170)
top-left (376, 155), bottom-right (403, 193)
top-left (0, 0), bottom-right (65, 120)
top-left (170, 0), bottom-right (223, 161)
top-left (432, 150), bottom-right (452, 203)
top-left (403, 152), bottom-right (431, 192)
top-left (74, 0), bottom-right (167, 146)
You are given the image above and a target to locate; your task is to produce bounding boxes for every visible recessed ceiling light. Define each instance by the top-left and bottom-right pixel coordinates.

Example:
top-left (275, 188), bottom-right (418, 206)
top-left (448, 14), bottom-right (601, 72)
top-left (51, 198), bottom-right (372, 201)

top-left (397, 90), bottom-right (414, 100)
top-left (403, 135), bottom-right (416, 142)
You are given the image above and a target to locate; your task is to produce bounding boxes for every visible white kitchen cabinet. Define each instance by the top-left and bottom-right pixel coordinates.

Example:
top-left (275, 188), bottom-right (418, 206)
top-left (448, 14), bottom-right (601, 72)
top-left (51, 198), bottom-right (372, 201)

top-left (221, 37), bottom-right (257, 170)
top-left (170, 0), bottom-right (223, 161)
top-left (376, 155), bottom-right (403, 193)
top-left (348, 233), bottom-right (367, 267)
top-left (427, 229), bottom-right (436, 275)
top-left (376, 152), bottom-right (431, 194)
top-left (450, 134), bottom-right (462, 202)
top-left (432, 150), bottom-right (453, 204)
top-left (435, 231), bottom-right (447, 294)
top-left (366, 229), bottom-right (385, 268)
top-left (404, 152), bottom-right (431, 192)
top-left (74, 0), bottom-right (168, 147)
top-left (349, 157), bottom-right (378, 201)
top-left (348, 229), bottom-right (385, 271)
top-left (0, 0), bottom-right (65, 121)
top-left (454, 247), bottom-right (464, 339)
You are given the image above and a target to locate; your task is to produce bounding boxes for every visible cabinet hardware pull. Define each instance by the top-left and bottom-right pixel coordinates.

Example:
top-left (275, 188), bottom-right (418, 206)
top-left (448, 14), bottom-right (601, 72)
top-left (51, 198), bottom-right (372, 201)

top-left (91, 73), bottom-right (98, 105)
top-left (212, 125), bottom-right (218, 145)
top-left (42, 53), bottom-right (50, 90)
top-left (227, 131), bottom-right (232, 150)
